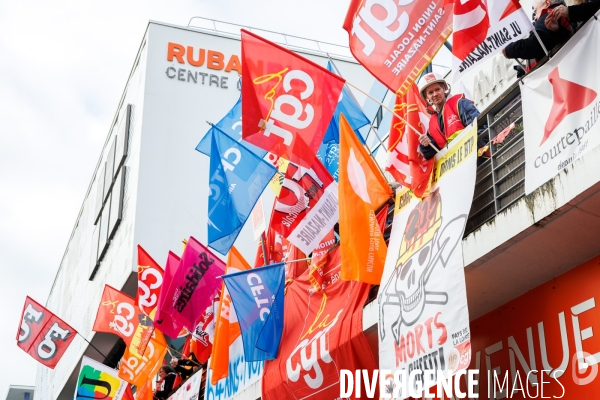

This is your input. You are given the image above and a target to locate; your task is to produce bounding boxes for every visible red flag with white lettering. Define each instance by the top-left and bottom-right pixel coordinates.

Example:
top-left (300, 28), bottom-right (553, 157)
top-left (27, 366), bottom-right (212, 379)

top-left (344, 0), bottom-right (452, 97)
top-left (262, 246), bottom-right (377, 399)
top-left (136, 245), bottom-right (164, 317)
top-left (386, 85), bottom-right (434, 198)
top-left (92, 285), bottom-right (144, 347)
top-left (269, 157), bottom-right (339, 255)
top-left (241, 29), bottom-right (345, 168)
top-left (16, 296), bottom-right (77, 369)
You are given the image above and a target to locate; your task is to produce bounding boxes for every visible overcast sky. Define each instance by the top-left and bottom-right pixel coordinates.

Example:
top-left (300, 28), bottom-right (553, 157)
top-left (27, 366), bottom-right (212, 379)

top-left (0, 0), bottom-right (454, 396)
top-left (0, 0), bottom-right (359, 395)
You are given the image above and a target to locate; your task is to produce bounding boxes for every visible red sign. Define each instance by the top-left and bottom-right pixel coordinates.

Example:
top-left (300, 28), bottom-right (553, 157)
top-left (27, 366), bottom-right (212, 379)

top-left (344, 0), bottom-right (452, 97)
top-left (16, 296), bottom-right (77, 369)
top-left (241, 29), bottom-right (345, 168)
top-left (462, 255), bottom-right (600, 399)
top-left (262, 247), bottom-right (377, 399)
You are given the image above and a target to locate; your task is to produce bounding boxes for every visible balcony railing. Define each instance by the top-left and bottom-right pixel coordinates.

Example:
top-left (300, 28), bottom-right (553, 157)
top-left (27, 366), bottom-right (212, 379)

top-left (466, 82), bottom-right (525, 235)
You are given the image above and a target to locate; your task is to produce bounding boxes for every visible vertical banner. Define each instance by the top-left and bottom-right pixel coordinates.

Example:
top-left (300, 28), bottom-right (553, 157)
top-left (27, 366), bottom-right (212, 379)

top-left (450, 0), bottom-right (532, 82)
top-left (378, 123), bottom-right (477, 397)
top-left (521, 20), bottom-right (600, 194)
top-left (74, 356), bottom-right (126, 400)
top-left (344, 0), bottom-right (452, 97)
top-left (262, 246), bottom-right (377, 399)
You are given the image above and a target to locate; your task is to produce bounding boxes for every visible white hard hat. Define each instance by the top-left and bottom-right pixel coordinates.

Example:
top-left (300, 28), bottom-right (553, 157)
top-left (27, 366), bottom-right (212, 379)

top-left (417, 72), bottom-right (448, 99)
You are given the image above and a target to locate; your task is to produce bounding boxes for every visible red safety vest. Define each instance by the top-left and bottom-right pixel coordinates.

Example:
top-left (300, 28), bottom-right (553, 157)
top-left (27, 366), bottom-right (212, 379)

top-left (428, 94), bottom-right (465, 148)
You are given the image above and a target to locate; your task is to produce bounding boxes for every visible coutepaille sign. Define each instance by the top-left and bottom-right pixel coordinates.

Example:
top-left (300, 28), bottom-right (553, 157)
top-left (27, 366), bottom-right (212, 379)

top-left (164, 41), bottom-right (241, 90)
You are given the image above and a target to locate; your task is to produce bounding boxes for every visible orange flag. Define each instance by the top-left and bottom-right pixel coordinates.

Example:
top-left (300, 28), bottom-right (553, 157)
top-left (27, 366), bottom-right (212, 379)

top-left (118, 329), bottom-right (168, 387)
top-left (209, 246), bottom-right (251, 384)
top-left (134, 382), bottom-right (153, 400)
top-left (339, 113), bottom-right (392, 284)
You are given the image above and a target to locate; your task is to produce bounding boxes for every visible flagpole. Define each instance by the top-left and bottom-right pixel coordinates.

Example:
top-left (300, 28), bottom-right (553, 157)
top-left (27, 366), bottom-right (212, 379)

top-left (344, 80), bottom-right (441, 154)
top-left (326, 54), bottom-right (389, 153)
top-left (167, 346), bottom-right (202, 367)
top-left (260, 232), bottom-right (268, 267)
top-left (218, 257), bottom-right (310, 279)
top-left (325, 55), bottom-right (395, 184)
top-left (77, 332), bottom-right (118, 368)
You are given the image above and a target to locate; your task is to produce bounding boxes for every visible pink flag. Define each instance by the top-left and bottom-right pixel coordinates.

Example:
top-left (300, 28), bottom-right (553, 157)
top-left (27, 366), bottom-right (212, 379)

top-left (154, 251), bottom-right (183, 338)
top-left (158, 237), bottom-right (226, 334)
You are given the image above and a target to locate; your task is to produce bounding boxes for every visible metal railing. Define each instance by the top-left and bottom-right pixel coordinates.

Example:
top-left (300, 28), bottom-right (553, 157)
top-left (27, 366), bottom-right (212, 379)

top-left (187, 16), bottom-right (353, 59)
top-left (465, 82), bottom-right (526, 235)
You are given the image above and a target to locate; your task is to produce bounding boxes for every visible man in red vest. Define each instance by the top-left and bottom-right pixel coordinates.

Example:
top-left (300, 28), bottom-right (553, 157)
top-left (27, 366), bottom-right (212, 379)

top-left (416, 72), bottom-right (485, 160)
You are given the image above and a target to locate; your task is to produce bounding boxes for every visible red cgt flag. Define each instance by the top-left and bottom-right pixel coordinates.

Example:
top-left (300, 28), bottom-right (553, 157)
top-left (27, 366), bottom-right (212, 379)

top-left (344, 0), bottom-right (452, 97)
top-left (16, 296), bottom-right (77, 369)
top-left (386, 85), bottom-right (434, 198)
top-left (93, 285), bottom-right (145, 347)
top-left (241, 29), bottom-right (345, 168)
top-left (136, 245), bottom-right (165, 317)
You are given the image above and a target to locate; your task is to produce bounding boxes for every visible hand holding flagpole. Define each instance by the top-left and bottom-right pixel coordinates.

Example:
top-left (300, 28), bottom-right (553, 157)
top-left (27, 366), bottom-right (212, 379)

top-left (344, 81), bottom-right (441, 154)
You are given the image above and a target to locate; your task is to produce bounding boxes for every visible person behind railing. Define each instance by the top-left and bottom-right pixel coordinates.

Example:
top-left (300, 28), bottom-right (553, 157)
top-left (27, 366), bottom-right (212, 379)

top-left (545, 0), bottom-right (600, 31)
top-left (502, 0), bottom-right (572, 74)
top-left (170, 352), bottom-right (201, 381)
top-left (416, 73), bottom-right (489, 164)
top-left (153, 365), bottom-right (177, 400)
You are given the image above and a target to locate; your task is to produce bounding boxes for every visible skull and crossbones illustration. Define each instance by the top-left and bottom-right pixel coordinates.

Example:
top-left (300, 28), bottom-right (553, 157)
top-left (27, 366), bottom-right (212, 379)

top-left (378, 189), bottom-right (466, 344)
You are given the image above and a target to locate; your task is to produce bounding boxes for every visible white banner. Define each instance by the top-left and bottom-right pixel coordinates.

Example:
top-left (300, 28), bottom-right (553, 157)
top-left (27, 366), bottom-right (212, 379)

top-left (378, 124), bottom-right (477, 398)
top-left (73, 356), bottom-right (126, 400)
top-left (522, 18), bottom-right (600, 194)
top-left (168, 369), bottom-right (203, 400)
top-left (204, 336), bottom-right (264, 400)
top-left (452, 0), bottom-right (532, 83)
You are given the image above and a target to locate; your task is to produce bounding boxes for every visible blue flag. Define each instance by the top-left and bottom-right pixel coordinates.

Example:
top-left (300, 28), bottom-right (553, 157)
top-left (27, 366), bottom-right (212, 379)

top-left (222, 263), bottom-right (285, 361)
top-left (316, 141), bottom-right (340, 181)
top-left (321, 61), bottom-right (370, 144)
top-left (196, 96), bottom-right (267, 157)
top-left (203, 125), bottom-right (276, 255)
